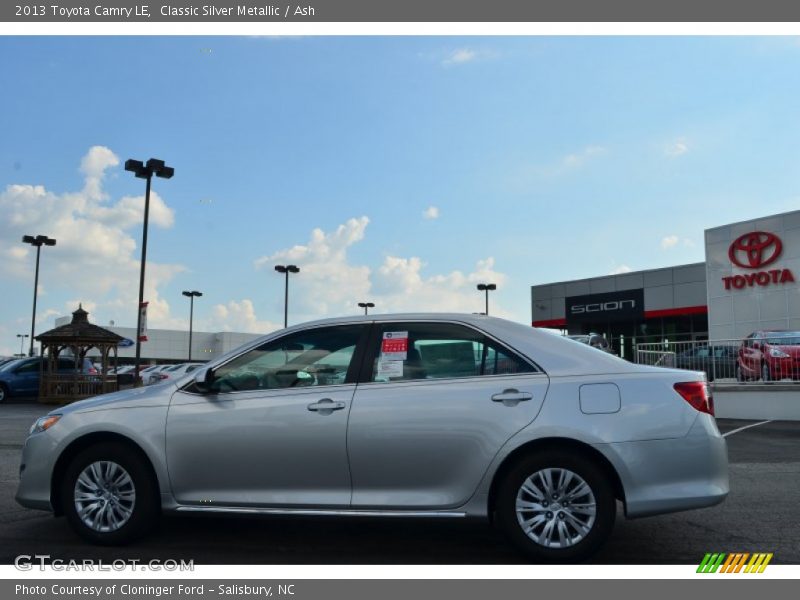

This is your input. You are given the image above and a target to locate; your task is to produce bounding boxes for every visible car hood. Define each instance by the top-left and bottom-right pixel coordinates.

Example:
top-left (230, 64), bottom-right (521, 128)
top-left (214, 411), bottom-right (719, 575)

top-left (49, 382), bottom-right (177, 416)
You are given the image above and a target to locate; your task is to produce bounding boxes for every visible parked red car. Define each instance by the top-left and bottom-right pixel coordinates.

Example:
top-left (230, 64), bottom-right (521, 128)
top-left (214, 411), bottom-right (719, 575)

top-left (737, 330), bottom-right (800, 381)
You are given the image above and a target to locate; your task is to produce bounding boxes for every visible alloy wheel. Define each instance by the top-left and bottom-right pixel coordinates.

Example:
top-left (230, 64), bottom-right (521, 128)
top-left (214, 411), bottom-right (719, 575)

top-left (73, 461), bottom-right (136, 533)
top-left (515, 467), bottom-right (597, 549)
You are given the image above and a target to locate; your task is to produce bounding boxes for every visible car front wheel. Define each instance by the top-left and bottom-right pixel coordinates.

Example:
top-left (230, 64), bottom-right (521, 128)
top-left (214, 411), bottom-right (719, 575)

top-left (496, 451), bottom-right (616, 562)
top-left (0, 384), bottom-right (8, 403)
top-left (60, 443), bottom-right (159, 545)
top-left (761, 362), bottom-right (772, 382)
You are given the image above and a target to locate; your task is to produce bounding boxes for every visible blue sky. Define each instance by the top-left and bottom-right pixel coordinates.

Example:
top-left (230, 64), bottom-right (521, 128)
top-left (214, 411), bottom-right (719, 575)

top-left (1, 36), bottom-right (800, 354)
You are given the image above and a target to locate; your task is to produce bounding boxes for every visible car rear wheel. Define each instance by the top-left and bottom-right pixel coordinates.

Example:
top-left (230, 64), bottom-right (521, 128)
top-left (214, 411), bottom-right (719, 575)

top-left (495, 451), bottom-right (616, 562)
top-left (61, 443), bottom-right (159, 545)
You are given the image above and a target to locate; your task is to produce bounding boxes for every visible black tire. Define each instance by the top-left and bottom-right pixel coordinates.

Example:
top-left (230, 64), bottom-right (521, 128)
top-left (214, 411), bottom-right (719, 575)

top-left (761, 362), bottom-right (772, 382)
top-left (495, 451), bottom-right (616, 563)
top-left (60, 442), bottom-right (159, 545)
top-left (735, 363), bottom-right (744, 382)
top-left (0, 383), bottom-right (9, 404)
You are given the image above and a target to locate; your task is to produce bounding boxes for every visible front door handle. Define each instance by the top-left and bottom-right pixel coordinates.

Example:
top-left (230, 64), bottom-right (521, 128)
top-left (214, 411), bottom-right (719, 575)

top-left (491, 389), bottom-right (533, 405)
top-left (307, 398), bottom-right (346, 414)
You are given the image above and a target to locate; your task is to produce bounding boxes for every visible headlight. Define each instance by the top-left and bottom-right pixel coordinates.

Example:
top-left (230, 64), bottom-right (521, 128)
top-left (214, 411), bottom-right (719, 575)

top-left (29, 415), bottom-right (61, 435)
top-left (769, 348), bottom-right (790, 358)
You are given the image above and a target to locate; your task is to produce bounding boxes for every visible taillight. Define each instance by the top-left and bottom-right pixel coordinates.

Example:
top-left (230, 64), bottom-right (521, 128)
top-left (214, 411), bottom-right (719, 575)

top-left (157, 373), bottom-right (169, 380)
top-left (88, 367), bottom-right (98, 375)
top-left (674, 381), bottom-right (714, 416)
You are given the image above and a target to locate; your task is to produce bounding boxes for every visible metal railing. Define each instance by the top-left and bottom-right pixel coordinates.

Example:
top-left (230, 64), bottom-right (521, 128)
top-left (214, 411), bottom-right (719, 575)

top-left (634, 338), bottom-right (800, 385)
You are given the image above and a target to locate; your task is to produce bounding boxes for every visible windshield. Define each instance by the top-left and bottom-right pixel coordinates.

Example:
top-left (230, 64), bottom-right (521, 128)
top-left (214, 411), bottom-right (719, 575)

top-left (766, 333), bottom-right (800, 345)
top-left (0, 359), bottom-right (24, 372)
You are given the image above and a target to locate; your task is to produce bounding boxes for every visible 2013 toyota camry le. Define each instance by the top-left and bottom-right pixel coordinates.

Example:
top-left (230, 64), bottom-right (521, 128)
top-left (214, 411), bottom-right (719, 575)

top-left (17, 314), bottom-right (728, 561)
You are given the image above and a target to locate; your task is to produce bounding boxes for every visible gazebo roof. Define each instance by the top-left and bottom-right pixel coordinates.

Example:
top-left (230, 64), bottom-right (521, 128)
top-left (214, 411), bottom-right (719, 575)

top-left (35, 305), bottom-right (124, 345)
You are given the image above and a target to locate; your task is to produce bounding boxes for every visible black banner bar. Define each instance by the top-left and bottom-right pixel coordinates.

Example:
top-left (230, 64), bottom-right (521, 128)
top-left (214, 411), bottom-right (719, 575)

top-left (1, 579), bottom-right (795, 600)
top-left (5, 0), bottom-right (800, 22)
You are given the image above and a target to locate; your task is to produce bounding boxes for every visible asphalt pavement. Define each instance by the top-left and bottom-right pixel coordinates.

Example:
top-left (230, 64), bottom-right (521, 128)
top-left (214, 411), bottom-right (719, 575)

top-left (1, 403), bottom-right (798, 564)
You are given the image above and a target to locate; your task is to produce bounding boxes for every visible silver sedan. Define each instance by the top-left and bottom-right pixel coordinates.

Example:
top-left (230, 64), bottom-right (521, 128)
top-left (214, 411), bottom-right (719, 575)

top-left (17, 314), bottom-right (728, 562)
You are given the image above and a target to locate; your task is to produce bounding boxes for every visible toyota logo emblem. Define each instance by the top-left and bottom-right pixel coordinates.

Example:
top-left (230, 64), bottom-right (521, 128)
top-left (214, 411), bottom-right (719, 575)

top-left (728, 231), bottom-right (783, 269)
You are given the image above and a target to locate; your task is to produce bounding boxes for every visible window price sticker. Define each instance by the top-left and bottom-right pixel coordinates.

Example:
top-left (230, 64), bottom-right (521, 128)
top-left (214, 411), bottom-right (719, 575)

top-left (381, 331), bottom-right (409, 360)
top-left (376, 360), bottom-right (404, 379)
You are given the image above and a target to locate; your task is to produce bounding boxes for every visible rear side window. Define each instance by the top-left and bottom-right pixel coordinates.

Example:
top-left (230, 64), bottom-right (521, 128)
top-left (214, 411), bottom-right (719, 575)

top-left (369, 322), bottom-right (535, 383)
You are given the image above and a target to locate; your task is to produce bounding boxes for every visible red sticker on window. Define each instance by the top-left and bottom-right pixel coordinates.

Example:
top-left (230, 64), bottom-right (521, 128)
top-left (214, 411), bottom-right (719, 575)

top-left (381, 331), bottom-right (409, 360)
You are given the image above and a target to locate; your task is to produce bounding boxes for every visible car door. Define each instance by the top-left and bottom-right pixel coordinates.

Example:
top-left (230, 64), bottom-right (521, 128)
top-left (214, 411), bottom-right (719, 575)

top-left (347, 320), bottom-right (549, 509)
top-left (165, 323), bottom-right (368, 507)
top-left (11, 359), bottom-right (41, 395)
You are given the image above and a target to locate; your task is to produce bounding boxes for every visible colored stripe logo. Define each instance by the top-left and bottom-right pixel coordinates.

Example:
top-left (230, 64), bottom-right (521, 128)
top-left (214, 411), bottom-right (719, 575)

top-left (697, 553), bottom-right (773, 573)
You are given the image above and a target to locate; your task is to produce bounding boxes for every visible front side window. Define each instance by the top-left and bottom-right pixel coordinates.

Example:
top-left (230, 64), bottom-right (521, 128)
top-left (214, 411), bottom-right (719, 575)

top-left (370, 322), bottom-right (535, 383)
top-left (15, 359), bottom-right (40, 374)
top-left (209, 325), bottom-right (364, 393)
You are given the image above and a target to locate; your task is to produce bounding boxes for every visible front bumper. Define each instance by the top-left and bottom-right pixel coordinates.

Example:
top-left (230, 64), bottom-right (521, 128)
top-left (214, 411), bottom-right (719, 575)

top-left (598, 414), bottom-right (729, 518)
top-left (15, 430), bottom-right (58, 512)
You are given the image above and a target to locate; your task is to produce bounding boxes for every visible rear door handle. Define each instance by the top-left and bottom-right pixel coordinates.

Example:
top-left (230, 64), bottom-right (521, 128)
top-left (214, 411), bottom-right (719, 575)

top-left (307, 398), bottom-right (346, 414)
top-left (491, 389), bottom-right (533, 404)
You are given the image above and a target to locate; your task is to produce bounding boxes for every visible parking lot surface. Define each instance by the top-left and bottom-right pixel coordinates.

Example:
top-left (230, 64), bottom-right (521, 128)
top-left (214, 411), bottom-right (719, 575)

top-left (1, 403), bottom-right (798, 564)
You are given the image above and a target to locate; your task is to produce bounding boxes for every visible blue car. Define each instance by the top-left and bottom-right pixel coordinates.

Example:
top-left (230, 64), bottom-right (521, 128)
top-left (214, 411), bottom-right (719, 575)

top-left (0, 357), bottom-right (96, 403)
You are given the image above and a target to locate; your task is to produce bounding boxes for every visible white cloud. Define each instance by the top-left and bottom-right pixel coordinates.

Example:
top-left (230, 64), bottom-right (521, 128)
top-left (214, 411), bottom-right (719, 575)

top-left (665, 139), bottom-right (689, 157)
top-left (422, 206), bottom-right (440, 220)
top-left (254, 217), bottom-right (510, 320)
top-left (0, 146), bottom-right (183, 330)
top-left (609, 264), bottom-right (632, 275)
top-left (206, 299), bottom-right (281, 334)
top-left (661, 235), bottom-right (680, 249)
top-left (442, 48), bottom-right (477, 66)
top-left (527, 146), bottom-right (608, 179)
top-left (562, 146), bottom-right (607, 169)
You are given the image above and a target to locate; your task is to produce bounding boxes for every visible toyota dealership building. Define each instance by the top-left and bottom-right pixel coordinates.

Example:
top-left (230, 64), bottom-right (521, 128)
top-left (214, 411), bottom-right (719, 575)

top-left (532, 209), bottom-right (800, 358)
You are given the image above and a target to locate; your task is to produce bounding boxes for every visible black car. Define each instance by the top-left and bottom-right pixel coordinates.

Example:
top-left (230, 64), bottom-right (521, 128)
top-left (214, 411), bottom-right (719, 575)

top-left (675, 345), bottom-right (738, 381)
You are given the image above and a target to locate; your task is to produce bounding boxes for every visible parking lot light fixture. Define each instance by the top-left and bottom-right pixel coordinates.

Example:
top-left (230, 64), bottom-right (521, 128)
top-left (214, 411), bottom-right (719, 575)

top-left (274, 265), bottom-right (300, 328)
top-left (22, 234), bottom-right (56, 356)
top-left (182, 290), bottom-right (203, 361)
top-left (16, 334), bottom-right (29, 356)
top-left (125, 158), bottom-right (175, 383)
top-left (358, 302), bottom-right (375, 315)
top-left (476, 283), bottom-right (497, 316)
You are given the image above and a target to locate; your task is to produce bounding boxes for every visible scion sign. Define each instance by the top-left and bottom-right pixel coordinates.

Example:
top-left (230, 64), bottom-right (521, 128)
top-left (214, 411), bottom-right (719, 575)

top-left (566, 289), bottom-right (644, 324)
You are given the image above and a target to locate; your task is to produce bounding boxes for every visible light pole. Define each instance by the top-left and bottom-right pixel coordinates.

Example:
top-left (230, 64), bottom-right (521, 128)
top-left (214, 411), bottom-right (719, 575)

top-left (125, 158), bottom-right (174, 382)
top-left (274, 265), bottom-right (299, 328)
top-left (476, 283), bottom-right (496, 315)
top-left (22, 234), bottom-right (56, 356)
top-left (358, 302), bottom-right (375, 315)
top-left (182, 290), bottom-right (202, 361)
top-left (16, 334), bottom-right (29, 357)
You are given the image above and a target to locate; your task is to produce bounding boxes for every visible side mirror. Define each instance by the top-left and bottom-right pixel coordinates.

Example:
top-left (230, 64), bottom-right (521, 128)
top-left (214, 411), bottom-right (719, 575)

top-left (193, 367), bottom-right (214, 393)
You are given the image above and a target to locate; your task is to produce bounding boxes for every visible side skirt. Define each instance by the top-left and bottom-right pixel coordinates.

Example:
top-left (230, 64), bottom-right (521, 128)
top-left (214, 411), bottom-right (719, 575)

top-left (174, 506), bottom-right (467, 518)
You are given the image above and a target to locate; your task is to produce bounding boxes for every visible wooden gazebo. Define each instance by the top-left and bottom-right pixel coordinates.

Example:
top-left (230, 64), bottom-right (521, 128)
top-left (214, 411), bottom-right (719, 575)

top-left (35, 305), bottom-right (123, 404)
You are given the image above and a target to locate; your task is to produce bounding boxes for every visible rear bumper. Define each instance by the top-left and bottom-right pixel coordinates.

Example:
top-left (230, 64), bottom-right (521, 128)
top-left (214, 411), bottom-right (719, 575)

top-left (597, 414), bottom-right (729, 518)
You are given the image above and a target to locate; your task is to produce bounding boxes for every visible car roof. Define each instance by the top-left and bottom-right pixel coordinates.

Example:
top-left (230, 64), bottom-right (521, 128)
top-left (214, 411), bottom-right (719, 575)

top-left (212, 312), bottom-right (646, 377)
